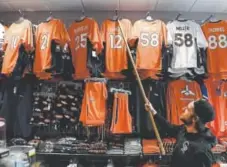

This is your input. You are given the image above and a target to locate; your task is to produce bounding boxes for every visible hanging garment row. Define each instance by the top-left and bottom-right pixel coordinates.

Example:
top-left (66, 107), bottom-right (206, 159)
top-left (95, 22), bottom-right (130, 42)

top-left (1, 13), bottom-right (227, 82)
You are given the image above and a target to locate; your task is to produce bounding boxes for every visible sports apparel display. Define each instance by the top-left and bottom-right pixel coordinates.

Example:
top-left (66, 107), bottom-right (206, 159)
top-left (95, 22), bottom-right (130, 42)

top-left (110, 92), bottom-right (132, 134)
top-left (34, 18), bottom-right (70, 80)
top-left (68, 17), bottom-right (103, 79)
top-left (167, 79), bottom-right (202, 125)
top-left (167, 20), bottom-right (208, 69)
top-left (80, 81), bottom-right (107, 126)
top-left (101, 18), bottom-right (132, 79)
top-left (129, 19), bottom-right (167, 80)
top-left (2, 12), bottom-right (227, 167)
top-left (2, 19), bottom-right (34, 77)
top-left (202, 21), bottom-right (227, 79)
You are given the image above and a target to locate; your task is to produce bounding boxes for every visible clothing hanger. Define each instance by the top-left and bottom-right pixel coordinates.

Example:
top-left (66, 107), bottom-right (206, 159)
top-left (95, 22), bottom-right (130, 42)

top-left (17, 9), bottom-right (25, 23)
top-left (145, 11), bottom-right (153, 21)
top-left (201, 14), bottom-right (221, 24)
top-left (175, 13), bottom-right (182, 20)
top-left (209, 14), bottom-right (221, 23)
top-left (112, 9), bottom-right (119, 21)
top-left (76, 0), bottom-right (87, 21)
top-left (46, 11), bottom-right (53, 22)
top-left (0, 20), bottom-right (4, 25)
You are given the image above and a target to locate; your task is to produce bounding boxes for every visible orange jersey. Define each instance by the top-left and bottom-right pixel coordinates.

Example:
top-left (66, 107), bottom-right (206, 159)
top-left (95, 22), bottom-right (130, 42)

top-left (34, 19), bottom-right (70, 79)
top-left (202, 21), bottom-right (227, 77)
top-left (2, 19), bottom-right (34, 75)
top-left (101, 19), bottom-right (132, 77)
top-left (68, 18), bottom-right (102, 80)
top-left (205, 78), bottom-right (227, 137)
top-left (130, 19), bottom-right (167, 70)
top-left (79, 81), bottom-right (107, 126)
top-left (110, 92), bottom-right (132, 134)
top-left (167, 80), bottom-right (202, 125)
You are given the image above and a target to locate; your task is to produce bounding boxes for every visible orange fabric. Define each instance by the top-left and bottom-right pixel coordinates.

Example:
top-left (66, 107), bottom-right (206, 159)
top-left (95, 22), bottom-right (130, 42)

top-left (130, 19), bottom-right (167, 71)
top-left (205, 78), bottom-right (227, 137)
top-left (167, 80), bottom-right (202, 125)
top-left (142, 139), bottom-right (160, 154)
top-left (68, 18), bottom-right (102, 80)
top-left (142, 163), bottom-right (159, 167)
top-left (2, 19), bottom-right (34, 75)
top-left (79, 82), bottom-right (107, 126)
top-left (110, 92), bottom-right (132, 134)
top-left (202, 21), bottom-right (227, 78)
top-left (101, 19), bottom-right (132, 78)
top-left (204, 78), bottom-right (220, 135)
top-left (33, 19), bottom-right (69, 80)
top-left (138, 69), bottom-right (161, 80)
top-left (3, 25), bottom-right (8, 31)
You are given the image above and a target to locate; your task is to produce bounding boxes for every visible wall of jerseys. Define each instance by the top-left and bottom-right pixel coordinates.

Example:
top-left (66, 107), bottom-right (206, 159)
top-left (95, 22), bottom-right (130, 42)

top-left (1, 16), bottom-right (227, 142)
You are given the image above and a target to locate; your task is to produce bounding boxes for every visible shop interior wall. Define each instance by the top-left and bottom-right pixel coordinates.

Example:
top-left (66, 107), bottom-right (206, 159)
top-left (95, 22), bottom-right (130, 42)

top-left (1, 11), bottom-right (227, 26)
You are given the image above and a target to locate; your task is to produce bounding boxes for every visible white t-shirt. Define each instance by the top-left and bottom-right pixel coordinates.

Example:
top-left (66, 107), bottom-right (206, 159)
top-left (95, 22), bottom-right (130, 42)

top-left (0, 23), bottom-right (5, 52)
top-left (167, 20), bottom-right (208, 69)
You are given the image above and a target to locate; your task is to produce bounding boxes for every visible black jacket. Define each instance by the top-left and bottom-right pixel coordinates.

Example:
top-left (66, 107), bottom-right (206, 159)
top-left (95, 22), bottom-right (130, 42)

top-left (154, 114), bottom-right (217, 167)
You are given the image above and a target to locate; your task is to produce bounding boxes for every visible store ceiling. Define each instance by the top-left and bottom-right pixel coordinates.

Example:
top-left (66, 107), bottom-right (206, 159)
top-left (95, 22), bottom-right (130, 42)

top-left (0, 0), bottom-right (227, 13)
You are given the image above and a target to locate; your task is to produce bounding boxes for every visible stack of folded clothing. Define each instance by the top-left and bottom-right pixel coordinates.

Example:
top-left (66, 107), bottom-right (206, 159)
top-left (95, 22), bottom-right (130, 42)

top-left (107, 141), bottom-right (124, 155)
top-left (73, 141), bottom-right (90, 154)
top-left (142, 138), bottom-right (176, 154)
top-left (211, 144), bottom-right (226, 154)
top-left (88, 142), bottom-right (107, 154)
top-left (162, 138), bottom-right (176, 154)
top-left (124, 138), bottom-right (142, 155)
top-left (142, 139), bottom-right (160, 154)
top-left (219, 137), bottom-right (227, 148)
top-left (54, 137), bottom-right (77, 153)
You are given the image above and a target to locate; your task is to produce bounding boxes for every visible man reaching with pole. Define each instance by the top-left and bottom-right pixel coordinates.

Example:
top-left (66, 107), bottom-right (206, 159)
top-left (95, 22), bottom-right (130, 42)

top-left (145, 99), bottom-right (217, 167)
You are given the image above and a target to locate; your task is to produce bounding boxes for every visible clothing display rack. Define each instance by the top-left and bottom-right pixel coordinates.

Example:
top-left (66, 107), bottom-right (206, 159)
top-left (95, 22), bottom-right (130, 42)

top-left (1, 0), bottom-right (227, 166)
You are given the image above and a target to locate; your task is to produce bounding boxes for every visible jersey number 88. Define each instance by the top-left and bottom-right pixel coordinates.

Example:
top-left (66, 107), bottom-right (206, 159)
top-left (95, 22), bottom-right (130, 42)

top-left (208, 35), bottom-right (227, 49)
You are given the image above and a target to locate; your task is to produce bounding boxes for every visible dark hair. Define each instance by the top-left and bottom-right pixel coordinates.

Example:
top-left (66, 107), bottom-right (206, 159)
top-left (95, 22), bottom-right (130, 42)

top-left (194, 99), bottom-right (215, 124)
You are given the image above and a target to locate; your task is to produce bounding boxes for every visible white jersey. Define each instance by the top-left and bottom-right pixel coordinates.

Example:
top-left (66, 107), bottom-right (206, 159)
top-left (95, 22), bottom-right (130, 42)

top-left (0, 23), bottom-right (5, 51)
top-left (167, 20), bottom-right (208, 69)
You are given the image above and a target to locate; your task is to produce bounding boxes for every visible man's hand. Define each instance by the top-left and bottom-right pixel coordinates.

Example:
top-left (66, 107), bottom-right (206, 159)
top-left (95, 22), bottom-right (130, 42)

top-left (145, 101), bottom-right (157, 115)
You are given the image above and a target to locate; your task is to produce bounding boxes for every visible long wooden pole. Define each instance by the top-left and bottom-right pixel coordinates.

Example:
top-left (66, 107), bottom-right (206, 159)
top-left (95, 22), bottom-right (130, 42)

top-left (118, 20), bottom-right (166, 155)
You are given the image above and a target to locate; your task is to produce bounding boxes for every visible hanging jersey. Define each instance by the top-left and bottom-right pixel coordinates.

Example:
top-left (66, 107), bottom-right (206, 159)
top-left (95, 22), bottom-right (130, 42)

top-left (0, 24), bottom-right (6, 52)
top-left (110, 92), bottom-right (132, 134)
top-left (205, 78), bottom-right (227, 137)
top-left (34, 19), bottom-right (70, 80)
top-left (167, 80), bottom-right (202, 125)
top-left (68, 17), bottom-right (102, 80)
top-left (79, 81), bottom-right (107, 126)
top-left (204, 78), bottom-right (220, 136)
top-left (202, 21), bottom-right (227, 78)
top-left (130, 19), bottom-right (167, 70)
top-left (2, 19), bottom-right (34, 75)
top-left (167, 20), bottom-right (207, 69)
top-left (136, 79), bottom-right (167, 138)
top-left (101, 19), bottom-right (132, 78)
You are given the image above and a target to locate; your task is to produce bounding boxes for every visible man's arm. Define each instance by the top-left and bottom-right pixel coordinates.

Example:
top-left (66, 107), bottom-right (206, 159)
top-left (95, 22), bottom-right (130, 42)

top-left (145, 102), bottom-right (183, 138)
